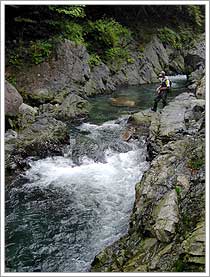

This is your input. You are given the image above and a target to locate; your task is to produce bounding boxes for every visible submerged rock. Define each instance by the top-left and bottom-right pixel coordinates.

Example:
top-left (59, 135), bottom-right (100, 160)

top-left (110, 97), bottom-right (136, 107)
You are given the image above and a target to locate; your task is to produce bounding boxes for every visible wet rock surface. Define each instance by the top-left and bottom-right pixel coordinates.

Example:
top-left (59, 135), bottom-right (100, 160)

top-left (91, 87), bottom-right (205, 272)
top-left (5, 116), bottom-right (69, 182)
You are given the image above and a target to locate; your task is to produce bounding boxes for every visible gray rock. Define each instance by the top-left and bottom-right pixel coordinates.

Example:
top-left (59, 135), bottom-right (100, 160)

top-left (58, 94), bottom-right (90, 120)
top-left (90, 89), bottom-right (205, 272)
top-left (5, 129), bottom-right (17, 141)
top-left (181, 221), bottom-right (205, 264)
top-left (84, 63), bottom-right (115, 96)
top-left (169, 55), bottom-right (185, 73)
top-left (16, 115), bottom-right (69, 157)
top-left (196, 76), bottom-right (205, 99)
top-left (144, 36), bottom-right (169, 74)
top-left (5, 81), bottom-right (23, 116)
top-left (14, 40), bottom-right (91, 99)
top-left (184, 33), bottom-right (205, 72)
top-left (17, 103), bottom-right (38, 129)
top-left (153, 190), bottom-right (179, 242)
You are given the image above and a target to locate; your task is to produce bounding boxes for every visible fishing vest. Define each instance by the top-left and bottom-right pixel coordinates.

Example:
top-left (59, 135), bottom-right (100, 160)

top-left (161, 77), bottom-right (171, 89)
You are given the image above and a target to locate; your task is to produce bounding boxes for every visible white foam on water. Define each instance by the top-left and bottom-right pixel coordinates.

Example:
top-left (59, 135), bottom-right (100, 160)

top-left (8, 120), bottom-right (149, 272)
top-left (169, 74), bottom-right (187, 81)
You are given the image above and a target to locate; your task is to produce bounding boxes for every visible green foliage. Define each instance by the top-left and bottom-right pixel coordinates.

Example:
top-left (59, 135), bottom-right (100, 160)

top-left (105, 47), bottom-right (130, 72)
top-left (88, 54), bottom-right (101, 68)
top-left (86, 19), bottom-right (132, 51)
top-left (49, 5), bottom-right (85, 18)
top-left (138, 45), bottom-right (145, 53)
top-left (105, 47), bottom-right (129, 61)
top-left (158, 27), bottom-right (182, 49)
top-left (29, 40), bottom-right (53, 65)
top-left (127, 57), bottom-right (135, 64)
top-left (175, 186), bottom-right (182, 196)
top-left (178, 27), bottom-right (198, 49)
top-left (187, 158), bottom-right (204, 170)
top-left (61, 22), bottom-right (85, 44)
top-left (173, 257), bottom-right (185, 272)
top-left (7, 75), bottom-right (17, 87)
top-left (186, 5), bottom-right (204, 27)
top-left (158, 25), bottom-right (199, 50)
top-left (8, 53), bottom-right (22, 66)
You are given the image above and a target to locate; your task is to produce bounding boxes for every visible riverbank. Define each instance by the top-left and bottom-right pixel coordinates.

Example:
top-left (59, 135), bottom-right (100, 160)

top-left (91, 83), bottom-right (205, 272)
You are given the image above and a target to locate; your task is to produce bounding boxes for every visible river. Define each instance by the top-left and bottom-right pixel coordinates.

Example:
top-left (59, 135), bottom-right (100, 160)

top-left (5, 75), bottom-right (187, 272)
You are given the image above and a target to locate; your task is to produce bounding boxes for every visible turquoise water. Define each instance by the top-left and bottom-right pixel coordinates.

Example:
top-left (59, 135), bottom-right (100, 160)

top-left (89, 76), bottom-right (188, 124)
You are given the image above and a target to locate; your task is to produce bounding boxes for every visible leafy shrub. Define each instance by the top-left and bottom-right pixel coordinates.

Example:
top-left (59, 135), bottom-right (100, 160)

top-left (86, 19), bottom-right (132, 52)
top-left (61, 22), bottom-right (85, 45)
top-left (88, 54), bottom-right (101, 68)
top-left (158, 27), bottom-right (182, 49)
top-left (105, 47), bottom-right (130, 72)
top-left (158, 26), bottom-right (198, 50)
top-left (29, 40), bottom-right (53, 65)
top-left (8, 53), bottom-right (22, 66)
top-left (186, 5), bottom-right (204, 28)
top-left (105, 47), bottom-right (129, 62)
top-left (49, 5), bottom-right (85, 18)
top-left (178, 27), bottom-right (197, 49)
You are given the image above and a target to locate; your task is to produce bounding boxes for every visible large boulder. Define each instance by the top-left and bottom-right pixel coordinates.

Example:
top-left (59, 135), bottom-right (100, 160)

top-left (39, 94), bottom-right (90, 121)
top-left (13, 40), bottom-right (91, 101)
top-left (5, 81), bottom-right (23, 116)
top-left (5, 116), bottom-right (69, 170)
top-left (143, 36), bottom-right (169, 74)
top-left (58, 94), bottom-right (90, 120)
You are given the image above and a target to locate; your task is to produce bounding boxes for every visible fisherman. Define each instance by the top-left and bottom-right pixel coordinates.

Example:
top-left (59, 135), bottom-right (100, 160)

top-left (151, 71), bottom-right (171, 112)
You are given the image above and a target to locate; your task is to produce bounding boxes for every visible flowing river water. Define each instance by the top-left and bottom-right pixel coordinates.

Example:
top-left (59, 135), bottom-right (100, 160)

top-left (5, 76), bottom-right (187, 272)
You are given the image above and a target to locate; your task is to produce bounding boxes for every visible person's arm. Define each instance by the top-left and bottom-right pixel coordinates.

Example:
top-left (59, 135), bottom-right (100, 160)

top-left (156, 85), bottom-right (161, 93)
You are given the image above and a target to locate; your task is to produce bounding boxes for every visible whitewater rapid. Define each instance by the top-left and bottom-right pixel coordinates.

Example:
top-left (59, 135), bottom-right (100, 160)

top-left (6, 119), bottom-right (149, 272)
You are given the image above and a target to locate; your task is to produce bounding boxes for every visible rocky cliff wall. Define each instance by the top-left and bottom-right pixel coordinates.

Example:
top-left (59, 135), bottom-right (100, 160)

top-left (6, 35), bottom-right (186, 103)
top-left (91, 83), bottom-right (205, 272)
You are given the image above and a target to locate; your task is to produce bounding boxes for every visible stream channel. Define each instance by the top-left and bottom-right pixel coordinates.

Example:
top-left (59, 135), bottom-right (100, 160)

top-left (5, 75), bottom-right (187, 272)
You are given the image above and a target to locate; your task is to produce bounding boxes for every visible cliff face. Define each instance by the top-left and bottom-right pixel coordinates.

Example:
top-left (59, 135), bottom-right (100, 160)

top-left (6, 35), bottom-right (185, 101)
top-left (91, 85), bottom-right (205, 272)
